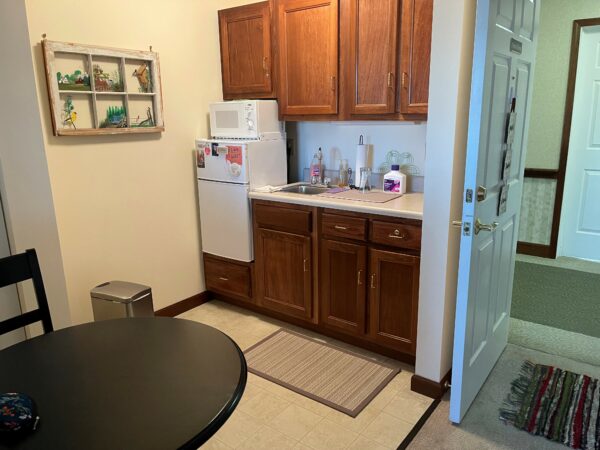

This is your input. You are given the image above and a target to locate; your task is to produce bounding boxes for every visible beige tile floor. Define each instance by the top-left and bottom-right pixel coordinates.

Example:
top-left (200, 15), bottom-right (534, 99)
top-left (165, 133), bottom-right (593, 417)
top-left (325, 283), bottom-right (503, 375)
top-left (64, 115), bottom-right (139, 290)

top-left (178, 300), bottom-right (433, 450)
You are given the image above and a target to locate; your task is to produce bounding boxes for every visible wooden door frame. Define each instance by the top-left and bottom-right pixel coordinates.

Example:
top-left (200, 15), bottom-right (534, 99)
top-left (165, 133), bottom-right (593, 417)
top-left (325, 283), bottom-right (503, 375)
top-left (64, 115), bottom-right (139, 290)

top-left (518, 18), bottom-right (600, 258)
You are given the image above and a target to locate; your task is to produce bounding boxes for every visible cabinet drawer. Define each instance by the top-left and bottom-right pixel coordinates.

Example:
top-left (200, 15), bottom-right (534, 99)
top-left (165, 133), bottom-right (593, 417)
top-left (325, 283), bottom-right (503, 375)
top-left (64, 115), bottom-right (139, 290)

top-left (322, 213), bottom-right (367, 241)
top-left (370, 221), bottom-right (421, 250)
top-left (254, 203), bottom-right (312, 234)
top-left (204, 255), bottom-right (252, 300)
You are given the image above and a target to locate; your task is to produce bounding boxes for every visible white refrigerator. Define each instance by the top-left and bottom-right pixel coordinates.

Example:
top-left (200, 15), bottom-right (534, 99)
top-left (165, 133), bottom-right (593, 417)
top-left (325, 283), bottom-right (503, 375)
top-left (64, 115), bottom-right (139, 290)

top-left (196, 138), bottom-right (287, 262)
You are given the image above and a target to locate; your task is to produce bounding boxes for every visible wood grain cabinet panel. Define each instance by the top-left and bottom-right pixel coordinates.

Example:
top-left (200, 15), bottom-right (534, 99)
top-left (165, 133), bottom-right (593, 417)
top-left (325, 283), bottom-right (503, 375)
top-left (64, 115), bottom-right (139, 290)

top-left (321, 213), bottom-right (367, 241)
top-left (320, 239), bottom-right (367, 335)
top-left (369, 248), bottom-right (420, 354)
top-left (219, 2), bottom-right (274, 99)
top-left (370, 220), bottom-right (422, 250)
top-left (204, 254), bottom-right (253, 302)
top-left (398, 0), bottom-right (433, 114)
top-left (255, 228), bottom-right (313, 320)
top-left (275, 0), bottom-right (339, 115)
top-left (347, 0), bottom-right (399, 115)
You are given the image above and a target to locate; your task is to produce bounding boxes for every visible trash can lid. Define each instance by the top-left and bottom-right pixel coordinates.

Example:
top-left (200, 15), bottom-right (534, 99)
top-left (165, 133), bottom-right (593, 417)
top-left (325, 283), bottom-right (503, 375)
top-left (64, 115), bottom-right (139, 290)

top-left (90, 281), bottom-right (151, 303)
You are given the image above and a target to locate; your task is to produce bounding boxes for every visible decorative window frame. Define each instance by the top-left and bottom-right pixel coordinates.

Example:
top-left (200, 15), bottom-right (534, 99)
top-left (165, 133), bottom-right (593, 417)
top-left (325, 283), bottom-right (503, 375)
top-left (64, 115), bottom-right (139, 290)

top-left (42, 39), bottom-right (164, 136)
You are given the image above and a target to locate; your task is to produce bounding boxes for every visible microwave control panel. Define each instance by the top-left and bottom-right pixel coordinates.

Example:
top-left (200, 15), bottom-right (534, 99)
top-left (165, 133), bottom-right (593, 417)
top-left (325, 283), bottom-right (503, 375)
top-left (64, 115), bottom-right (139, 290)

top-left (245, 103), bottom-right (256, 131)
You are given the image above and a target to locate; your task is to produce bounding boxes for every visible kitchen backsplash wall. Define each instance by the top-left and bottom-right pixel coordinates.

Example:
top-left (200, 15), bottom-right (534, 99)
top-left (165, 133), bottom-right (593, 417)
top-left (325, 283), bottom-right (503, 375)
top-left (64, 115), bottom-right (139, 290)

top-left (287, 121), bottom-right (427, 192)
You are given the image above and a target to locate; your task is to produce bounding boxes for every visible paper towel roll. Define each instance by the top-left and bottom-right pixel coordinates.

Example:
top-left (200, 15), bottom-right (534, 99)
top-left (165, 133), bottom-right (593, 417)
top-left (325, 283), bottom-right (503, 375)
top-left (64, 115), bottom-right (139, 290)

top-left (355, 136), bottom-right (368, 187)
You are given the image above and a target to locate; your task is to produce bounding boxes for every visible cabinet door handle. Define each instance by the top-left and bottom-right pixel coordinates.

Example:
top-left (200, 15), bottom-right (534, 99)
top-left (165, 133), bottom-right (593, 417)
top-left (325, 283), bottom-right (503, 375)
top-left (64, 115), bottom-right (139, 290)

top-left (218, 277), bottom-right (229, 282)
top-left (388, 229), bottom-right (406, 240)
top-left (334, 225), bottom-right (348, 231)
top-left (402, 72), bottom-right (408, 89)
top-left (303, 258), bottom-right (309, 272)
top-left (263, 57), bottom-right (270, 78)
top-left (370, 273), bottom-right (376, 289)
top-left (388, 72), bottom-right (394, 88)
top-left (331, 76), bottom-right (337, 92)
top-left (357, 269), bottom-right (363, 286)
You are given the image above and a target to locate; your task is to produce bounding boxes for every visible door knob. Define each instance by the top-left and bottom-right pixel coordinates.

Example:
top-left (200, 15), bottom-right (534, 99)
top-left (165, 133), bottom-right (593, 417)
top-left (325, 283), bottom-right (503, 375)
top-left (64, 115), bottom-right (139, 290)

top-left (474, 218), bottom-right (499, 235)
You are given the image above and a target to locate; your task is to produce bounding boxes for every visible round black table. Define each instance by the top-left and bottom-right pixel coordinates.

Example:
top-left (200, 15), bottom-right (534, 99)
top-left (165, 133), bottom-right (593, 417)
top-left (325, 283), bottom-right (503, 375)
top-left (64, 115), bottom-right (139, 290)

top-left (0, 317), bottom-right (247, 450)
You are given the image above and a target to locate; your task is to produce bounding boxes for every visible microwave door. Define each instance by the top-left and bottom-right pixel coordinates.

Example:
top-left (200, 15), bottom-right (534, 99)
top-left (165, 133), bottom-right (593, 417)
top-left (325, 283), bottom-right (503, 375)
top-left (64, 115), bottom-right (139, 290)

top-left (197, 142), bottom-right (249, 184)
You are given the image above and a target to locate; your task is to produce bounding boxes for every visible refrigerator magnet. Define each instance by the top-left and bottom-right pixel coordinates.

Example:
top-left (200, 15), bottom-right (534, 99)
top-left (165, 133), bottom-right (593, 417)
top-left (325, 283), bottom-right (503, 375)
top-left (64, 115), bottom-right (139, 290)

top-left (197, 150), bottom-right (205, 169)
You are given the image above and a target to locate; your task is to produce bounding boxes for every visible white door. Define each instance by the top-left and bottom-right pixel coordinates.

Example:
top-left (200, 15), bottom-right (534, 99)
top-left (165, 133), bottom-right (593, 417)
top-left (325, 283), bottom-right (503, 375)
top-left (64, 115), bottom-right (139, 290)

top-left (450, 0), bottom-right (539, 423)
top-left (558, 26), bottom-right (600, 262)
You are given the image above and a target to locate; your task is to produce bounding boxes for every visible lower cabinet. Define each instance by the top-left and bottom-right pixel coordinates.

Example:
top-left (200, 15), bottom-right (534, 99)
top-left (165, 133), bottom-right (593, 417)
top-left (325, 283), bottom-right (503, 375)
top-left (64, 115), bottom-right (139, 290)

top-left (369, 248), bottom-right (420, 354)
top-left (255, 227), bottom-right (313, 320)
top-left (320, 239), bottom-right (367, 335)
top-left (204, 253), bottom-right (253, 302)
top-left (217, 200), bottom-right (422, 360)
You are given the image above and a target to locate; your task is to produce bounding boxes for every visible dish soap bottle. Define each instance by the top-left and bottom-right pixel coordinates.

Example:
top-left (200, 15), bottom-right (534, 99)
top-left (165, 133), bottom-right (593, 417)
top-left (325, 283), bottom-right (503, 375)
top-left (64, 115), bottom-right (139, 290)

top-left (310, 148), bottom-right (323, 184)
top-left (383, 165), bottom-right (406, 194)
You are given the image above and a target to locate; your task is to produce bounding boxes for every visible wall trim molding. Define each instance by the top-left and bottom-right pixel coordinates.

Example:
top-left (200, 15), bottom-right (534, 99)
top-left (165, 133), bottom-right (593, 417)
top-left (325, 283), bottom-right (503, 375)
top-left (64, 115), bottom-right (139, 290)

top-left (410, 369), bottom-right (452, 399)
top-left (155, 291), bottom-right (211, 317)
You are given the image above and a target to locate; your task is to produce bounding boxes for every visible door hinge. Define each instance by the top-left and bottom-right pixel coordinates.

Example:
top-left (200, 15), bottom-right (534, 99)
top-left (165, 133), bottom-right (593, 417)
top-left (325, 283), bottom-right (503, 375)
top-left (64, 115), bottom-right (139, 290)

top-left (477, 186), bottom-right (487, 202)
top-left (465, 189), bottom-right (473, 203)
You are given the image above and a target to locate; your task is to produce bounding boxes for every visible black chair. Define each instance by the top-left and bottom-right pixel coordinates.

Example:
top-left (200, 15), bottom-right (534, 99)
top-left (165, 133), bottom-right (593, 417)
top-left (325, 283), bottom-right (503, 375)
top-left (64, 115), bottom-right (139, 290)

top-left (0, 248), bottom-right (53, 336)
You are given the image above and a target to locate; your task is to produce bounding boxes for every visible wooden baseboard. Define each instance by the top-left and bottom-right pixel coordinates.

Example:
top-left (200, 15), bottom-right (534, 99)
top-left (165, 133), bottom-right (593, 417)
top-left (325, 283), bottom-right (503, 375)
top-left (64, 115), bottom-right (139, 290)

top-left (410, 369), bottom-right (452, 399)
top-left (155, 291), bottom-right (211, 317)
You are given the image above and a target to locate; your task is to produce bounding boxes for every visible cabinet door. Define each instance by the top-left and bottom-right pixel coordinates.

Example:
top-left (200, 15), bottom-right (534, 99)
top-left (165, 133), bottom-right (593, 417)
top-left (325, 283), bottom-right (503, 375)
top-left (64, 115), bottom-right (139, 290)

top-left (219, 2), bottom-right (273, 99)
top-left (320, 239), bottom-right (367, 335)
top-left (255, 228), bottom-right (313, 320)
top-left (398, 0), bottom-right (433, 114)
top-left (369, 248), bottom-right (420, 354)
top-left (347, 0), bottom-right (399, 115)
top-left (276, 0), bottom-right (339, 115)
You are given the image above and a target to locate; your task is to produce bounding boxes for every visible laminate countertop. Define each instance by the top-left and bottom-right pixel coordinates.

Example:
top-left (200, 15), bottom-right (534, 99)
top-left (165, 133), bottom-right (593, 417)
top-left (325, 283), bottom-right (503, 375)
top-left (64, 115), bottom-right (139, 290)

top-left (249, 189), bottom-right (424, 220)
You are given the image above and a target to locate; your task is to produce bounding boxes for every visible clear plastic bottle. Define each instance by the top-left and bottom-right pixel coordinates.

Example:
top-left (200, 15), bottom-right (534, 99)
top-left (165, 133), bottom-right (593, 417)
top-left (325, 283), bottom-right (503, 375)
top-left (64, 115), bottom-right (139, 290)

top-left (310, 148), bottom-right (323, 184)
top-left (383, 164), bottom-right (406, 194)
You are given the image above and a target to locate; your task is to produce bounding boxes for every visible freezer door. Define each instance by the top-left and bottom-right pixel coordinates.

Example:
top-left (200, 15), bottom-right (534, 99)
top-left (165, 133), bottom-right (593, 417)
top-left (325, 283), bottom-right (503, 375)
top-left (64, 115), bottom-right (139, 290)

top-left (196, 140), bottom-right (249, 184)
top-left (197, 180), bottom-right (253, 262)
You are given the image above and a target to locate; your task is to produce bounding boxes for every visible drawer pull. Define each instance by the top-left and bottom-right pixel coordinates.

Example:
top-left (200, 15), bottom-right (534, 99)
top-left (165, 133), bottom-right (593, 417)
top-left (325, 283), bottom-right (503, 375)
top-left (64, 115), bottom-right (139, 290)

top-left (388, 229), bottom-right (406, 240)
top-left (370, 273), bottom-right (376, 289)
top-left (218, 277), bottom-right (229, 282)
top-left (357, 269), bottom-right (363, 286)
top-left (334, 225), bottom-right (348, 231)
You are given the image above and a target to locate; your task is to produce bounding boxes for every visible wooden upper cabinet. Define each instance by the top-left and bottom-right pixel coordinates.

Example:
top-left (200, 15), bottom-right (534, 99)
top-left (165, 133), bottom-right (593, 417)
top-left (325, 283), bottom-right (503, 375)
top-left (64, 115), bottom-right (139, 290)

top-left (398, 0), bottom-right (433, 114)
top-left (347, 0), bottom-right (399, 115)
top-left (275, 0), bottom-right (339, 115)
top-left (219, 2), bottom-right (274, 100)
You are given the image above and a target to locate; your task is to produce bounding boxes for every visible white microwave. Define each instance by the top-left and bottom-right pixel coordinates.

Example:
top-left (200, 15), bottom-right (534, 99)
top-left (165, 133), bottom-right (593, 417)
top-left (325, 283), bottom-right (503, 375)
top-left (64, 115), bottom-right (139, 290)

top-left (209, 100), bottom-right (284, 140)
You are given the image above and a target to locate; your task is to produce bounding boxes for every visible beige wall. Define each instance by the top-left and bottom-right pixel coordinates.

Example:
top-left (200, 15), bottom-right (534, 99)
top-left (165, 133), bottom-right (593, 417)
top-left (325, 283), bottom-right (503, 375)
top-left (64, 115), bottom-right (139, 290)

top-left (525, 0), bottom-right (599, 169)
top-left (0, 0), bottom-right (71, 330)
top-left (25, 0), bottom-right (249, 324)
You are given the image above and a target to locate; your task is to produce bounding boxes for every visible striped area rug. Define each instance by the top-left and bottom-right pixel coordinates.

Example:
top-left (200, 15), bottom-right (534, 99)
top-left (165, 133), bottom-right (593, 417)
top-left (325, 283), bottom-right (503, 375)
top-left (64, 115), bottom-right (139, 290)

top-left (244, 329), bottom-right (399, 417)
top-left (500, 361), bottom-right (600, 449)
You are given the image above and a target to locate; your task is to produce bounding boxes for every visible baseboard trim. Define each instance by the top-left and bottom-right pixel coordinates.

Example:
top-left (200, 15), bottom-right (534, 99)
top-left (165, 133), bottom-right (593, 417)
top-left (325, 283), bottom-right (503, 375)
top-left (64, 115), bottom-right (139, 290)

top-left (155, 291), bottom-right (211, 317)
top-left (411, 369), bottom-right (452, 399)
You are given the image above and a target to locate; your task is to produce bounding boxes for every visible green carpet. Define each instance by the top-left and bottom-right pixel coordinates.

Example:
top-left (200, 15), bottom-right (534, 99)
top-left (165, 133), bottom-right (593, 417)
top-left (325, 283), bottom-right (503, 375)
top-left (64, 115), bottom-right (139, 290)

top-left (511, 260), bottom-right (600, 338)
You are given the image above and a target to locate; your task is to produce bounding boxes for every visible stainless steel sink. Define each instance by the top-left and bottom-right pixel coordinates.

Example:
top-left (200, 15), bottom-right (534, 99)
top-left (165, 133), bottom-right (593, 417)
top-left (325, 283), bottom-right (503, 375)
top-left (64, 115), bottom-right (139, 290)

top-left (279, 184), bottom-right (330, 195)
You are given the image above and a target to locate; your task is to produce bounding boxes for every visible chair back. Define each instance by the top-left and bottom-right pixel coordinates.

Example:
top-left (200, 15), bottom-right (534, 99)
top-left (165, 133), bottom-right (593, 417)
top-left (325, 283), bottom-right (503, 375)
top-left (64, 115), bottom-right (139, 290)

top-left (0, 249), bottom-right (53, 336)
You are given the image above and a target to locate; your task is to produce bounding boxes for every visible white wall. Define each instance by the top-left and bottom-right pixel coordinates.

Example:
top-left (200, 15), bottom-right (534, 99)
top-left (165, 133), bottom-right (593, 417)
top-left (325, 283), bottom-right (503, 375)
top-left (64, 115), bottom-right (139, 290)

top-left (415, 0), bottom-right (476, 383)
top-left (290, 121), bottom-right (427, 186)
top-left (0, 0), bottom-right (71, 329)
